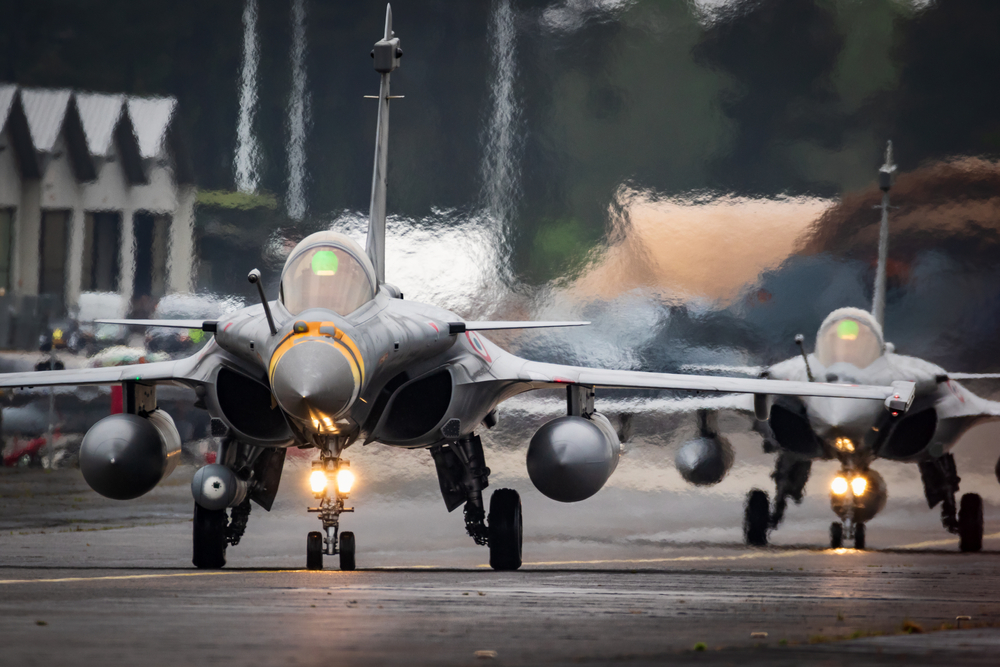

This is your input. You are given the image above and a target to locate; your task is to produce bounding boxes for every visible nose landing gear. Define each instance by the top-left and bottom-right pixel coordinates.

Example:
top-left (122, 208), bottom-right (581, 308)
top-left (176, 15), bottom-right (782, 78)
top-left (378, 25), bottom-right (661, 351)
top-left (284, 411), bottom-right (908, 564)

top-left (829, 519), bottom-right (865, 549)
top-left (306, 445), bottom-right (355, 571)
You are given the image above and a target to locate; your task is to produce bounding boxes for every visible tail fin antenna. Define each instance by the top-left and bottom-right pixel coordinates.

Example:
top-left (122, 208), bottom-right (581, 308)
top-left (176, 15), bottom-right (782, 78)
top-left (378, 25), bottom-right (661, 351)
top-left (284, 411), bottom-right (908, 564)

top-left (872, 140), bottom-right (896, 329)
top-left (366, 4), bottom-right (402, 284)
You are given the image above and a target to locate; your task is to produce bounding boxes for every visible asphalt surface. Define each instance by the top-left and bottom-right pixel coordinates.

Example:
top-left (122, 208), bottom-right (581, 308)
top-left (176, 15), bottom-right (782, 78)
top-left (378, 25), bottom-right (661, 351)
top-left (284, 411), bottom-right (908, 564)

top-left (3, 462), bottom-right (1000, 666)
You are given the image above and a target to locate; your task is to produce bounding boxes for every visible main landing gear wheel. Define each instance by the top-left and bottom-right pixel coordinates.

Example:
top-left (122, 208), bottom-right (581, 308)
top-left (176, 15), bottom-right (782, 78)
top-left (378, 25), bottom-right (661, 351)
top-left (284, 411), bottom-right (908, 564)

top-left (340, 531), bottom-right (356, 571)
top-left (830, 522), bottom-right (843, 549)
top-left (488, 488), bottom-right (522, 571)
top-left (854, 523), bottom-right (866, 550)
top-left (307, 531), bottom-right (323, 570)
top-left (744, 489), bottom-right (769, 546)
top-left (193, 503), bottom-right (227, 569)
top-left (959, 493), bottom-right (984, 553)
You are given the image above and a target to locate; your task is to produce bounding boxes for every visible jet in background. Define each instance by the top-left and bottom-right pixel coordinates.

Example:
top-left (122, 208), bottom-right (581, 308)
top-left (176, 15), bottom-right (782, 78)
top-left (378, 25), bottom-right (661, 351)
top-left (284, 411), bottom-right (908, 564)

top-left (0, 7), bottom-right (913, 571)
top-left (676, 143), bottom-right (1000, 551)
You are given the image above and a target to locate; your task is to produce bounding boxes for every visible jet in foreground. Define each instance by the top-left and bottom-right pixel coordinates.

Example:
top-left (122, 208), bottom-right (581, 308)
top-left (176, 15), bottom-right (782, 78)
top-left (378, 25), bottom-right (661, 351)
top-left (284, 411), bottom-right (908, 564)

top-left (676, 143), bottom-right (1000, 552)
top-left (0, 8), bottom-right (914, 571)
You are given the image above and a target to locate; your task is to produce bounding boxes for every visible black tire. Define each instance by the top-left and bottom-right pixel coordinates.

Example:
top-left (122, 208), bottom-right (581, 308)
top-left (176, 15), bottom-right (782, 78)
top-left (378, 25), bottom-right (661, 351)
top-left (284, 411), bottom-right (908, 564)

top-left (959, 493), bottom-right (984, 553)
top-left (830, 522), bottom-right (843, 549)
top-left (743, 489), bottom-right (769, 546)
top-left (306, 531), bottom-right (323, 570)
top-left (192, 503), bottom-right (227, 569)
top-left (854, 523), bottom-right (866, 550)
top-left (339, 531), bottom-right (356, 571)
top-left (488, 488), bottom-right (522, 571)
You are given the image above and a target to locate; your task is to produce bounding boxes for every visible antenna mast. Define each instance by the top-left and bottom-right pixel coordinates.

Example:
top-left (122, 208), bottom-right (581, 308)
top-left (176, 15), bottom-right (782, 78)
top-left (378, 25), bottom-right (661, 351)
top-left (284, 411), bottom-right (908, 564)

top-left (872, 141), bottom-right (896, 329)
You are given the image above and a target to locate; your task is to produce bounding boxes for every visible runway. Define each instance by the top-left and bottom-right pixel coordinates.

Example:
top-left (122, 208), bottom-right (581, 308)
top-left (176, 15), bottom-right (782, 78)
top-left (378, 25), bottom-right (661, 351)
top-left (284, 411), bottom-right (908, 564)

top-left (3, 464), bottom-right (1000, 665)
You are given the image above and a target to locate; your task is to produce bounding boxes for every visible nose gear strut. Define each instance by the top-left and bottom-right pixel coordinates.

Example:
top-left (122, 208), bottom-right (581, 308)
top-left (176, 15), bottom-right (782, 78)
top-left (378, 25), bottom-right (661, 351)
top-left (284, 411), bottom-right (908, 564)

top-left (306, 439), bottom-right (355, 570)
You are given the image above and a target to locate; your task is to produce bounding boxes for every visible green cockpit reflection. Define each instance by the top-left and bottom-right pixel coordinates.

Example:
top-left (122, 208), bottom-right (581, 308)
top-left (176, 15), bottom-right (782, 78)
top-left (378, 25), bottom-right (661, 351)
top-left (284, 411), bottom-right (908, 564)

top-left (816, 317), bottom-right (883, 369)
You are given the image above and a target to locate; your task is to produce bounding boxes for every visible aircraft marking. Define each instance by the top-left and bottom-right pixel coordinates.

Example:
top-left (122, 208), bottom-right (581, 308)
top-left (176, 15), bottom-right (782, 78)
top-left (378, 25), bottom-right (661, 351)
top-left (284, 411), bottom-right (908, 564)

top-left (465, 331), bottom-right (491, 363)
top-left (268, 322), bottom-right (365, 385)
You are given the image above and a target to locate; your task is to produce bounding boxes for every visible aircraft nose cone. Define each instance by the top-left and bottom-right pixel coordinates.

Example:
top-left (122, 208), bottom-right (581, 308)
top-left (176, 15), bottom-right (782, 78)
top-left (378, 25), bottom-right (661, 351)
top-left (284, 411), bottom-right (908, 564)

top-left (271, 340), bottom-right (358, 425)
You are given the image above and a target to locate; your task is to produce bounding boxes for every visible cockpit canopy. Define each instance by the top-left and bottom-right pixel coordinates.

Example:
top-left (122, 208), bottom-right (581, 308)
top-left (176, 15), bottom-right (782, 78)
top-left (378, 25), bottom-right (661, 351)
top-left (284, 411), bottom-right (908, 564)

top-left (280, 231), bottom-right (377, 316)
top-left (815, 308), bottom-right (884, 370)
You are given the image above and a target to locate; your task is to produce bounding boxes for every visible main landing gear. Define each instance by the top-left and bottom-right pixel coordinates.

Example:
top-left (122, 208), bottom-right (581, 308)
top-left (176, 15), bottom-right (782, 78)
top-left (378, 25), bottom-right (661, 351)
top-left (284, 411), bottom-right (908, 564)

top-left (919, 453), bottom-right (983, 552)
top-left (306, 444), bottom-right (356, 571)
top-left (191, 434), bottom-right (287, 569)
top-left (431, 433), bottom-right (523, 571)
top-left (192, 499), bottom-right (252, 569)
top-left (743, 454), bottom-right (813, 547)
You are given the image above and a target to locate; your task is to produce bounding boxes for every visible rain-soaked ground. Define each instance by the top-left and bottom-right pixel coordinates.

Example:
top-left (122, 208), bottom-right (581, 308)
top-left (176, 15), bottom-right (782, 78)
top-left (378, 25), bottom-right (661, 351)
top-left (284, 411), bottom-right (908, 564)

top-left (2, 415), bottom-right (1000, 665)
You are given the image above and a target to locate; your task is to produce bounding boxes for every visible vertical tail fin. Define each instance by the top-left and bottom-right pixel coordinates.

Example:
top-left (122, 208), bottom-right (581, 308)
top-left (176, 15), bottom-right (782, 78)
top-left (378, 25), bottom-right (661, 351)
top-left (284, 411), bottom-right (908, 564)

top-left (871, 140), bottom-right (896, 329)
top-left (366, 4), bottom-right (401, 285)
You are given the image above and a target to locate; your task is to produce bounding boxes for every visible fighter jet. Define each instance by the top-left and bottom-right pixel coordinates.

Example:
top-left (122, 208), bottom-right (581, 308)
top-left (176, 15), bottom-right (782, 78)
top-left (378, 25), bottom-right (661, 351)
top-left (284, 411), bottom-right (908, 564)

top-left (676, 142), bottom-right (1000, 552)
top-left (0, 7), bottom-right (914, 571)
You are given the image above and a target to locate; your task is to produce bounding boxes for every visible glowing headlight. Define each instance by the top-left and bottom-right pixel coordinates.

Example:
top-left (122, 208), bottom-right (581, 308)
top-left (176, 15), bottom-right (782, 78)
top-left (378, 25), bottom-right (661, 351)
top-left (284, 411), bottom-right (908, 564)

top-left (309, 469), bottom-right (328, 494)
top-left (851, 477), bottom-right (867, 496)
top-left (337, 468), bottom-right (355, 494)
top-left (832, 476), bottom-right (849, 495)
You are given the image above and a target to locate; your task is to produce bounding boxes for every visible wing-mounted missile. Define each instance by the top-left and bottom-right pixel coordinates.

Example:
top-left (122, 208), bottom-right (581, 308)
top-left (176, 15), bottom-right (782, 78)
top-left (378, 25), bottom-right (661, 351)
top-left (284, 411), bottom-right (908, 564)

top-left (675, 409), bottom-right (734, 486)
top-left (79, 410), bottom-right (181, 500)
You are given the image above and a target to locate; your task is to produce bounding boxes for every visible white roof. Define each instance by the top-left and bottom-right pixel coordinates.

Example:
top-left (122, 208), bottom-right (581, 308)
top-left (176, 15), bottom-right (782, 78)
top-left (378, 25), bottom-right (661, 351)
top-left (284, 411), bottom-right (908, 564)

top-left (0, 85), bottom-right (16, 131)
top-left (20, 88), bottom-right (72, 152)
top-left (127, 97), bottom-right (176, 159)
top-left (76, 92), bottom-right (125, 156)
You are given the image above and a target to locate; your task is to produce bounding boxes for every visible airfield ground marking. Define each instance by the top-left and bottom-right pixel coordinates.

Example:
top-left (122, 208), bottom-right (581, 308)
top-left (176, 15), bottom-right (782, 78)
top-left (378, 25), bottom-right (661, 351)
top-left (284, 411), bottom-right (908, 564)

top-left (516, 549), bottom-right (821, 567)
top-left (6, 533), bottom-right (1000, 581)
top-left (891, 531), bottom-right (1000, 551)
top-left (0, 571), bottom-right (245, 586)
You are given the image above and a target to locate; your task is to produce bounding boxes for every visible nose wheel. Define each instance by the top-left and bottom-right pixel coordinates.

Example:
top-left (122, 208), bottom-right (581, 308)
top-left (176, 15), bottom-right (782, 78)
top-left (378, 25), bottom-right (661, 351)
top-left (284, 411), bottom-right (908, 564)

top-left (306, 529), bottom-right (356, 571)
top-left (306, 447), bottom-right (356, 570)
top-left (829, 520), bottom-right (865, 549)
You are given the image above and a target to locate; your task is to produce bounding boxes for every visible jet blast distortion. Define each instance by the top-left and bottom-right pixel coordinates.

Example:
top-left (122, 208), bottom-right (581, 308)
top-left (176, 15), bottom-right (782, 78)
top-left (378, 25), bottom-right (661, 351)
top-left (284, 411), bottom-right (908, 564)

top-left (0, 6), bottom-right (915, 571)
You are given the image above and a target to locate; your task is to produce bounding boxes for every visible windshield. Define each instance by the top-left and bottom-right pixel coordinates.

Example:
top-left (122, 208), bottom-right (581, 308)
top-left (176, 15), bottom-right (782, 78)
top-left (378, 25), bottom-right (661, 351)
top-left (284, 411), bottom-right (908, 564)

top-left (815, 317), bottom-right (882, 369)
top-left (281, 244), bottom-right (375, 316)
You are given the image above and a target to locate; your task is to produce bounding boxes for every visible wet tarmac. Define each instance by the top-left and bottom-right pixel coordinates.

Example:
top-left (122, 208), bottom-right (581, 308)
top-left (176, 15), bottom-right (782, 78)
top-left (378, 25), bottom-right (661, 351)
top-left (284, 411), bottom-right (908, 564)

top-left (2, 465), bottom-right (1000, 665)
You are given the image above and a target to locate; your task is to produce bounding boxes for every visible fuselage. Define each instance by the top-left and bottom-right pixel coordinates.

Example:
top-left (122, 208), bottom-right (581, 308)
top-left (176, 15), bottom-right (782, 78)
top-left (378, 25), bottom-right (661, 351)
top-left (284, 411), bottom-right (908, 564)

top-left (208, 288), bottom-right (521, 450)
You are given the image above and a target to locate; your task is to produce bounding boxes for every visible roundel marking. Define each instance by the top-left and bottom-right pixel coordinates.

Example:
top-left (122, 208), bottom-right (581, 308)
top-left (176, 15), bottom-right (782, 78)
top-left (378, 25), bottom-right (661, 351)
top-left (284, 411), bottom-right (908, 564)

top-left (465, 331), bottom-right (492, 363)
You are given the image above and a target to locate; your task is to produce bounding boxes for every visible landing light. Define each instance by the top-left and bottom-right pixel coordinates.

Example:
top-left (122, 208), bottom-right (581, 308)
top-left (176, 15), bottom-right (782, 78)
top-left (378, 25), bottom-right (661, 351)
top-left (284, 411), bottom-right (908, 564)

top-left (851, 477), bottom-right (867, 496)
top-left (832, 476), bottom-right (849, 495)
top-left (834, 437), bottom-right (855, 453)
top-left (309, 469), bottom-right (328, 494)
top-left (337, 467), bottom-right (355, 494)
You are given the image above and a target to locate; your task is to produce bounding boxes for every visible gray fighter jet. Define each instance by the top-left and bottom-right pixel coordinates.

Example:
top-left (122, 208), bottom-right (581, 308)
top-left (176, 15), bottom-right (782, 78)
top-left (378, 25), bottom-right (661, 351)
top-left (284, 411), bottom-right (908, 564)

top-left (677, 143), bottom-right (1000, 552)
top-left (0, 7), bottom-right (915, 571)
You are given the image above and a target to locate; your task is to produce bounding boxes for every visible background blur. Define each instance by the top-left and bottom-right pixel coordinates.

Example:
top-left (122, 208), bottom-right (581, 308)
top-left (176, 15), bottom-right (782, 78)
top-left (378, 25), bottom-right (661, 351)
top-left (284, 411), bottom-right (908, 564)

top-left (1, 0), bottom-right (999, 552)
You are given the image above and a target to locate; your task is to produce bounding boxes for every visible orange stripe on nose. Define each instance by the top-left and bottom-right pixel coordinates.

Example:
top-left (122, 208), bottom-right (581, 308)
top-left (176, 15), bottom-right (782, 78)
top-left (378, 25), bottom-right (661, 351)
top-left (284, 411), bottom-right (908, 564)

top-left (268, 322), bottom-right (364, 387)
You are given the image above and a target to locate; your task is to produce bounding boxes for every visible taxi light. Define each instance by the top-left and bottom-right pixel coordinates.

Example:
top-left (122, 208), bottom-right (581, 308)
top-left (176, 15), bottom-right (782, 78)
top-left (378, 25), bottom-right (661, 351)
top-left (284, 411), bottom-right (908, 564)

top-left (832, 476), bottom-right (849, 495)
top-left (851, 477), bottom-right (867, 496)
top-left (834, 437), bottom-right (855, 453)
top-left (337, 467), bottom-right (355, 494)
top-left (309, 469), bottom-right (328, 494)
